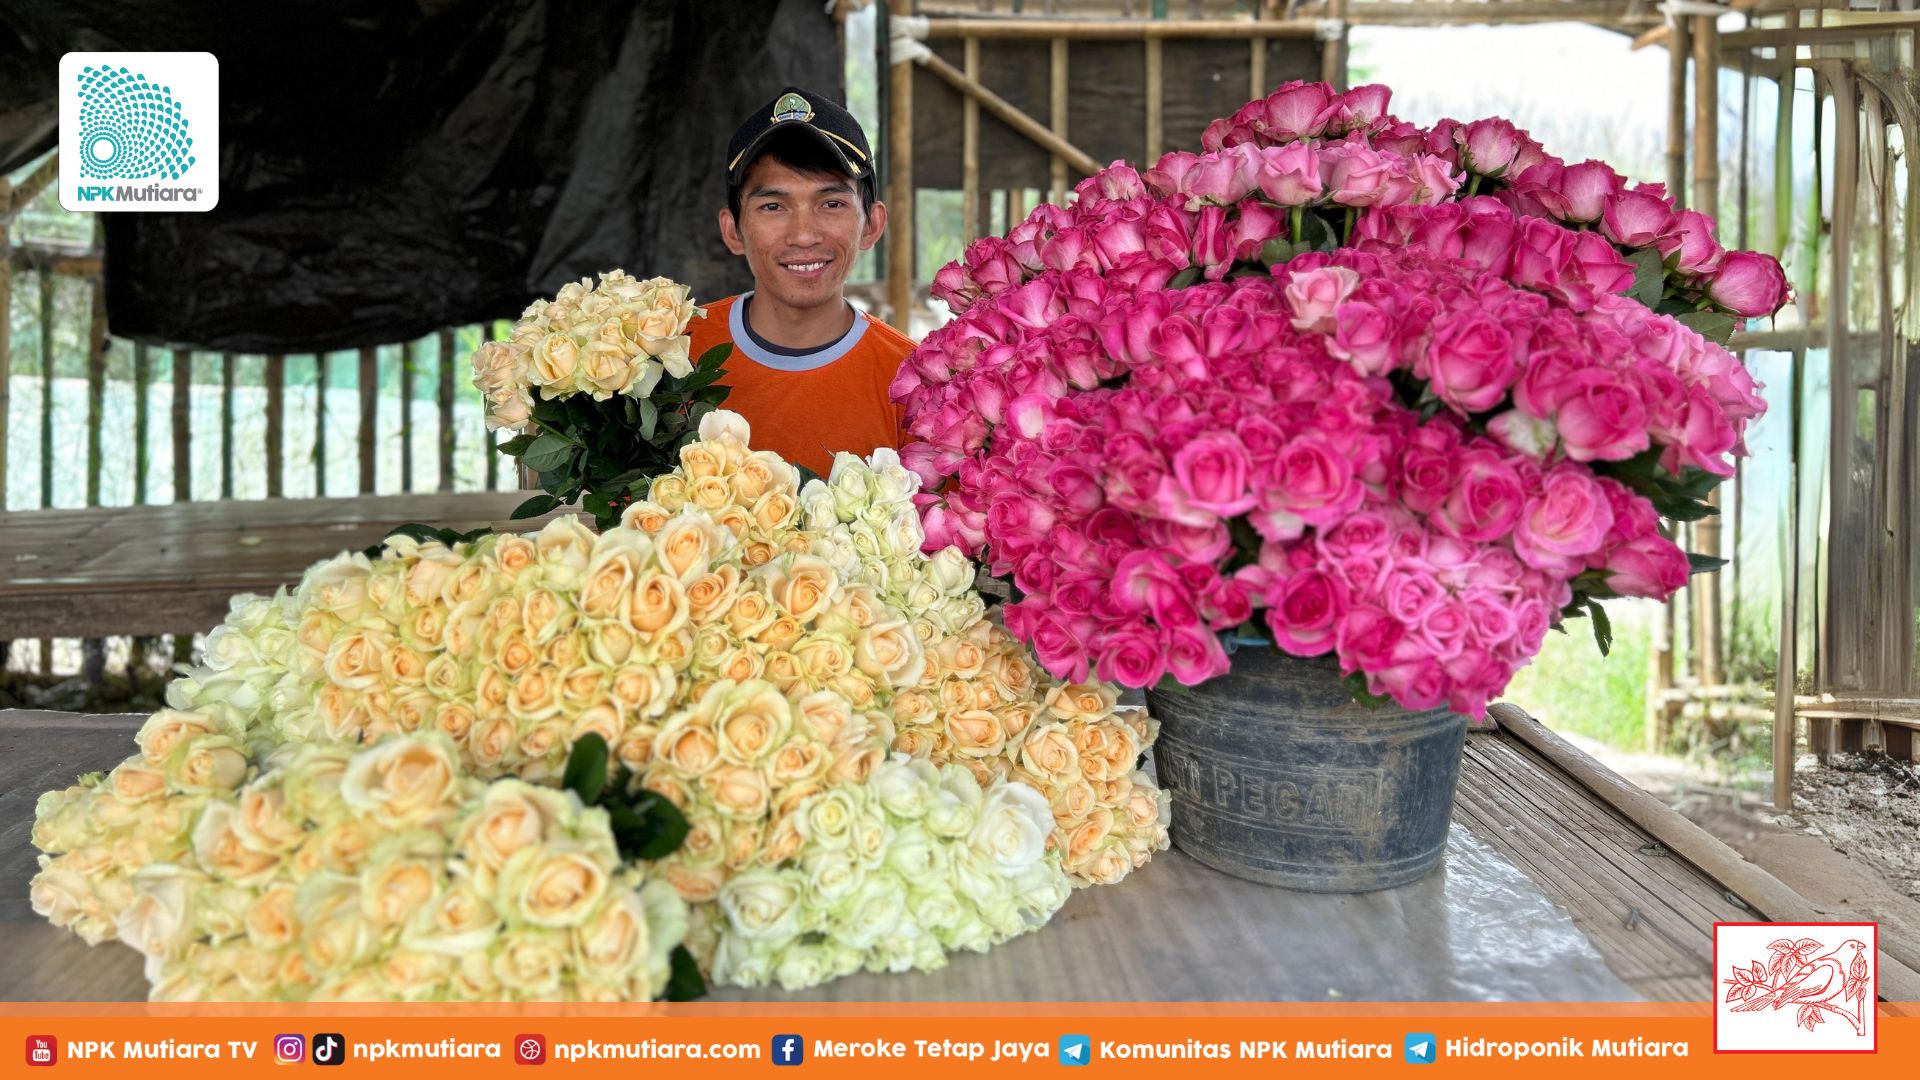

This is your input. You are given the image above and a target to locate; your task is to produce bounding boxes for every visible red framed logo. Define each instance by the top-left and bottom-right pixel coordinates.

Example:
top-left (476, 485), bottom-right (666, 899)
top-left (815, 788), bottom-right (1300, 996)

top-left (1714, 921), bottom-right (1877, 1053)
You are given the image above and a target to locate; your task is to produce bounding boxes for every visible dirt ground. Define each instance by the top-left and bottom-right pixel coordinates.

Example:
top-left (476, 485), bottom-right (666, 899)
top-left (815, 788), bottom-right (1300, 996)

top-left (1564, 732), bottom-right (1920, 974)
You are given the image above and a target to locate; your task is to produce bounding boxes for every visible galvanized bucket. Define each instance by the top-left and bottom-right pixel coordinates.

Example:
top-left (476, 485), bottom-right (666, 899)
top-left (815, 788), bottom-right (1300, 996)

top-left (1146, 647), bottom-right (1468, 892)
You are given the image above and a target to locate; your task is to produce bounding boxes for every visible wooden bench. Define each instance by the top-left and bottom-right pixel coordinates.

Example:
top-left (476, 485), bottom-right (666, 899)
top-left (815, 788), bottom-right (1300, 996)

top-left (0, 493), bottom-right (557, 641)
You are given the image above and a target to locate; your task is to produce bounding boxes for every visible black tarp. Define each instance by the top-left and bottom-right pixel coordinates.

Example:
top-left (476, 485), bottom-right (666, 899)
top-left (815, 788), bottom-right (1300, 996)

top-left (0, 0), bottom-right (844, 352)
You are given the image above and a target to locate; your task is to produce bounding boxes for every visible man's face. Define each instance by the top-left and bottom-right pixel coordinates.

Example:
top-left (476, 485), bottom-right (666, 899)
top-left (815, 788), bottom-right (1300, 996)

top-left (720, 156), bottom-right (886, 313)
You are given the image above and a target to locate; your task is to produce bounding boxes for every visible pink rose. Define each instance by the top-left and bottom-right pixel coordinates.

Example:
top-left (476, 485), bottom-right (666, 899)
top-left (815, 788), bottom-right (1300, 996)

top-left (1328, 301), bottom-right (1397, 376)
top-left (1265, 569), bottom-right (1348, 656)
top-left (1254, 434), bottom-right (1361, 540)
top-left (931, 262), bottom-right (978, 313)
top-left (1552, 370), bottom-right (1650, 462)
top-left (1184, 145), bottom-right (1261, 206)
top-left (1143, 151), bottom-right (1201, 198)
top-left (1603, 533), bottom-right (1690, 600)
top-left (1284, 266), bottom-right (1360, 334)
top-left (1096, 625), bottom-right (1166, 688)
top-left (1669, 209), bottom-right (1725, 276)
top-left (1256, 81), bottom-right (1335, 141)
top-left (1335, 604), bottom-right (1406, 673)
top-left (1426, 311), bottom-right (1519, 414)
top-left (1600, 189), bottom-right (1677, 250)
top-left (1170, 434), bottom-right (1256, 517)
top-left (1165, 626), bottom-right (1231, 686)
top-left (1256, 142), bottom-right (1323, 205)
top-left (1320, 139), bottom-right (1399, 207)
top-left (1513, 464), bottom-right (1615, 571)
top-left (1706, 251), bottom-right (1789, 317)
top-left (1435, 449), bottom-right (1525, 542)
top-left (1455, 117), bottom-right (1523, 176)
top-left (1553, 161), bottom-right (1626, 223)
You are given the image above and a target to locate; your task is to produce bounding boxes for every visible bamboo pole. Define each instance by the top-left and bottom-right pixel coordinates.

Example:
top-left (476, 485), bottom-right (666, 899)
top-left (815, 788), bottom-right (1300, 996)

top-left (1776, 340), bottom-right (1804, 808)
top-left (39, 265), bottom-right (53, 508)
top-left (219, 352), bottom-right (235, 499)
top-left (962, 37), bottom-right (981, 245)
top-left (0, 176), bottom-right (10, 512)
top-left (400, 342), bottom-right (415, 492)
top-left (1772, 60), bottom-right (1794, 259)
top-left (358, 346), bottom-right (378, 494)
top-left (922, 17), bottom-right (1317, 39)
top-left (1249, 35), bottom-right (1266, 104)
top-left (171, 348), bottom-right (191, 501)
top-left (1666, 19), bottom-right (1690, 208)
top-left (265, 354), bottom-right (284, 497)
top-left (133, 344), bottom-right (150, 504)
top-left (1321, 0), bottom-right (1347, 90)
top-left (887, 0), bottom-right (915, 332)
top-left (1691, 15), bottom-right (1723, 689)
top-left (314, 353), bottom-right (328, 497)
top-left (437, 329), bottom-right (456, 492)
top-left (1823, 63), bottom-right (1858, 698)
top-left (1145, 39), bottom-right (1164, 163)
top-left (1050, 39), bottom-right (1069, 207)
top-left (85, 249), bottom-right (107, 508)
top-left (916, 52), bottom-right (1103, 176)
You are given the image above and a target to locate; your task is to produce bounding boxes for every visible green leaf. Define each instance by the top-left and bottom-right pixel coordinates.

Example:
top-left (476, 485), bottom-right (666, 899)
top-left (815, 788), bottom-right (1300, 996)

top-left (1675, 310), bottom-right (1738, 346)
top-left (638, 398), bottom-right (658, 441)
top-left (1626, 247), bottom-right (1665, 309)
top-left (627, 792), bottom-right (691, 860)
top-left (694, 384), bottom-right (731, 406)
top-left (562, 734), bottom-right (609, 805)
top-left (665, 945), bottom-right (707, 1001)
top-left (497, 432), bottom-right (538, 456)
top-left (581, 491), bottom-right (613, 521)
top-left (678, 365), bottom-right (726, 393)
top-left (510, 493), bottom-right (562, 519)
top-left (1167, 265), bottom-right (1203, 289)
top-left (1259, 237), bottom-right (1307, 266)
top-left (1659, 496), bottom-right (1719, 523)
top-left (695, 342), bottom-right (733, 371)
top-left (1588, 598), bottom-right (1613, 657)
top-left (521, 433), bottom-right (575, 472)
top-left (1340, 671), bottom-right (1395, 709)
top-left (1298, 211), bottom-right (1338, 253)
top-left (1687, 552), bottom-right (1729, 575)
top-left (792, 463), bottom-right (823, 490)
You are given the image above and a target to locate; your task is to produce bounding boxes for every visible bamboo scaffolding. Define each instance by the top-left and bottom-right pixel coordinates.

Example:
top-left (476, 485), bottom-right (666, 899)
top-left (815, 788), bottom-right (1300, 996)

top-left (314, 353), bottom-right (329, 497)
top-left (1145, 39), bottom-right (1164, 162)
top-left (915, 52), bottom-right (1103, 175)
top-left (84, 245), bottom-right (106, 509)
top-left (438, 329), bottom-right (456, 493)
top-left (220, 353), bottom-right (236, 499)
top-left (962, 38), bottom-right (982, 244)
top-left (1666, 19), bottom-right (1689, 208)
top-left (1050, 39), bottom-right (1069, 207)
top-left (921, 16), bottom-right (1317, 39)
top-left (0, 176), bottom-right (10, 511)
top-left (888, 0), bottom-right (916, 331)
top-left (1692, 16), bottom-right (1724, 689)
top-left (133, 344), bottom-right (150, 505)
top-left (171, 349), bottom-right (191, 501)
top-left (39, 266), bottom-right (52, 508)
top-left (358, 346), bottom-right (378, 495)
top-left (401, 341), bottom-right (416, 492)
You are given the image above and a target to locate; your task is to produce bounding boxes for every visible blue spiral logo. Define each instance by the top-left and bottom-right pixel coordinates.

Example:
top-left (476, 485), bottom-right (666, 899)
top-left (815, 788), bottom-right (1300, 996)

top-left (74, 64), bottom-right (195, 180)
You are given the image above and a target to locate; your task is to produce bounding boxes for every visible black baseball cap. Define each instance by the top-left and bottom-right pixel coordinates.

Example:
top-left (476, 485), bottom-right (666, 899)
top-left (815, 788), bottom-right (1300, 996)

top-left (726, 86), bottom-right (873, 185)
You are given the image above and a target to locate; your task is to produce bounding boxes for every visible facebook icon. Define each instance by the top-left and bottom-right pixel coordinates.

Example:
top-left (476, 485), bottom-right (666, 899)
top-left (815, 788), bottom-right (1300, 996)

top-left (771, 1035), bottom-right (805, 1066)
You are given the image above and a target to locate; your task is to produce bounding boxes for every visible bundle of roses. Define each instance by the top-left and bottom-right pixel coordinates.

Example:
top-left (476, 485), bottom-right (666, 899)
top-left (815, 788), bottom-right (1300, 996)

top-left (33, 412), bottom-right (1168, 995)
top-left (892, 80), bottom-right (1782, 719)
top-left (31, 731), bottom-right (690, 1002)
top-left (472, 270), bottom-right (735, 530)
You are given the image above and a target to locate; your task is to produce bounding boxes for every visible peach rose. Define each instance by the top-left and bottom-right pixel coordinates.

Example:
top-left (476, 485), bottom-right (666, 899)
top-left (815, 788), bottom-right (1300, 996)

top-left (627, 570), bottom-right (689, 637)
top-left (685, 565), bottom-right (742, 624)
top-left (704, 765), bottom-right (771, 820)
top-left (761, 555), bottom-right (838, 623)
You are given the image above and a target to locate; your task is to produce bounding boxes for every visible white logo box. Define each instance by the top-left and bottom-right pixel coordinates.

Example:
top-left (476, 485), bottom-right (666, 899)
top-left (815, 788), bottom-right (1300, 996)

top-left (59, 51), bottom-right (219, 212)
top-left (1714, 921), bottom-right (1877, 1053)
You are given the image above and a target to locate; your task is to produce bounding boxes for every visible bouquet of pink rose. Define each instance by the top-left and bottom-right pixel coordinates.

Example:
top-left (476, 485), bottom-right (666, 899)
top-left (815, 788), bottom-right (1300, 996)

top-left (892, 81), bottom-right (1785, 719)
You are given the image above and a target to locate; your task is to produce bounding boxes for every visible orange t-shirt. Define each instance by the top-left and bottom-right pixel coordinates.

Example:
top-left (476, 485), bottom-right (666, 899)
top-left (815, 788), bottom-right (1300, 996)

top-left (686, 293), bottom-right (915, 477)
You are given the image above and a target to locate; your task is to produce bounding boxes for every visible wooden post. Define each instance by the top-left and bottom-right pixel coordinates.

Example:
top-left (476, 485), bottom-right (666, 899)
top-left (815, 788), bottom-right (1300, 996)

top-left (1321, 0), bottom-right (1347, 90)
top-left (265, 354), bottom-right (284, 497)
top-left (886, 0), bottom-right (915, 331)
top-left (400, 340), bottom-right (415, 492)
top-left (1772, 55), bottom-right (1794, 259)
top-left (85, 239), bottom-right (107, 509)
top-left (1691, 15), bottom-right (1723, 688)
top-left (437, 329), bottom-right (456, 492)
top-left (171, 349), bottom-right (191, 501)
top-left (1248, 25), bottom-right (1266, 102)
top-left (916, 53), bottom-right (1102, 176)
top-left (1049, 38), bottom-right (1069, 207)
top-left (1666, 19), bottom-right (1690, 208)
top-left (219, 352), bottom-right (236, 499)
top-left (358, 346), bottom-right (378, 494)
top-left (0, 175), bottom-right (10, 512)
top-left (133, 344), bottom-right (150, 504)
top-left (314, 353), bottom-right (328, 497)
top-left (962, 37), bottom-right (981, 246)
top-left (39, 265), bottom-right (53, 508)
top-left (1145, 39), bottom-right (1164, 163)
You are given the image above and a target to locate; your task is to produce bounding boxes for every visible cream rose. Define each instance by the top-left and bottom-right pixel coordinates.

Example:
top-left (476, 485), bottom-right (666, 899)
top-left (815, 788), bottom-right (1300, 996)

top-left (717, 867), bottom-right (804, 943)
top-left (498, 842), bottom-right (610, 928)
top-left (854, 621), bottom-right (926, 687)
top-left (339, 736), bottom-right (461, 829)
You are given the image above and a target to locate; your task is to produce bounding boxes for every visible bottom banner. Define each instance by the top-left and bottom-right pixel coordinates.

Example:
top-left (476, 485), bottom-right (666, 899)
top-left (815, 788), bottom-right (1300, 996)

top-left (2, 1006), bottom-right (1916, 1077)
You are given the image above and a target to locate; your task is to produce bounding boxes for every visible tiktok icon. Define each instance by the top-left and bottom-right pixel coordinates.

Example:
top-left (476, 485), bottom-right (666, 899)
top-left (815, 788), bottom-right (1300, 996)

top-left (311, 1033), bottom-right (346, 1066)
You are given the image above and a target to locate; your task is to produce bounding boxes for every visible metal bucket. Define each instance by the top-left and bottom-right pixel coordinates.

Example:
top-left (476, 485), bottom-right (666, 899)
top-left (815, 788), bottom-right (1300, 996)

top-left (1146, 647), bottom-right (1468, 892)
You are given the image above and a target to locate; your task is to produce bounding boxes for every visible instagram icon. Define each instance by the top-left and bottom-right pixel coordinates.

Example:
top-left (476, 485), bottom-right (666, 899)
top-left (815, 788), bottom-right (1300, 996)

top-left (274, 1035), bottom-right (306, 1064)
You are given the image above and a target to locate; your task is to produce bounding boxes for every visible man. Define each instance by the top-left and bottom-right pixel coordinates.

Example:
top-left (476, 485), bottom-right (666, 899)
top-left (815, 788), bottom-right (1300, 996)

top-left (687, 86), bottom-right (914, 477)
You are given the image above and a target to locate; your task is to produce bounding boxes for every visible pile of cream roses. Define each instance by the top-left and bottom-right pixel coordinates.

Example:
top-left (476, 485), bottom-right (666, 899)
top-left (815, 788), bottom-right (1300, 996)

top-left (31, 411), bottom-right (1169, 999)
top-left (472, 269), bottom-right (700, 432)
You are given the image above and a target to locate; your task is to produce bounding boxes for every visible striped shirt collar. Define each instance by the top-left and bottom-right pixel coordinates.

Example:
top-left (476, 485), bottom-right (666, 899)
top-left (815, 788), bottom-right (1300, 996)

top-left (729, 291), bottom-right (870, 372)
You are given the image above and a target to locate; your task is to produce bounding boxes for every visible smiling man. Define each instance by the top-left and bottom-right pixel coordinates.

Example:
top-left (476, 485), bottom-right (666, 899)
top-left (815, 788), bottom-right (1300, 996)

top-left (686, 86), bottom-right (913, 477)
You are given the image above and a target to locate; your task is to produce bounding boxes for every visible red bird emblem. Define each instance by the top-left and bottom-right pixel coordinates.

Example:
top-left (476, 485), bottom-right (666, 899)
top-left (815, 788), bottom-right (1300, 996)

top-left (1724, 937), bottom-right (1871, 1035)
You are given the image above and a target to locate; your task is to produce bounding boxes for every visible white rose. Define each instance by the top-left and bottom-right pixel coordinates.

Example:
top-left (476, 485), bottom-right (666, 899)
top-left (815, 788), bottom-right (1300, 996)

top-left (117, 863), bottom-right (207, 958)
top-left (716, 867), bottom-right (804, 943)
top-left (969, 782), bottom-right (1053, 872)
top-left (339, 736), bottom-right (461, 830)
top-left (829, 870), bottom-right (904, 951)
top-left (801, 849), bottom-right (866, 907)
top-left (923, 767), bottom-right (983, 839)
top-left (771, 941), bottom-right (840, 991)
top-left (926, 548), bottom-right (977, 596)
top-left (400, 880), bottom-right (502, 956)
top-left (798, 484), bottom-right (839, 530)
top-left (697, 409), bottom-right (753, 448)
top-left (867, 755), bottom-right (938, 819)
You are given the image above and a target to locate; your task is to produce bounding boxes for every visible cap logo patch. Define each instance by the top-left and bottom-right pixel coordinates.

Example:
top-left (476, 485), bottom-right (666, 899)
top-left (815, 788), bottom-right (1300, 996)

top-left (771, 92), bottom-right (813, 123)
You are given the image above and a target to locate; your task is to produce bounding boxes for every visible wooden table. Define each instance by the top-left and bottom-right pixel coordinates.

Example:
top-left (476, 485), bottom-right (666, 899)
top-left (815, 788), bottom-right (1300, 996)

top-left (0, 493), bottom-right (557, 640)
top-left (5, 707), bottom-right (1867, 1004)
